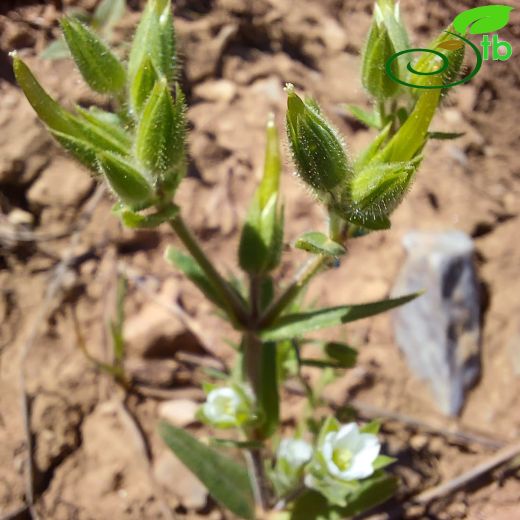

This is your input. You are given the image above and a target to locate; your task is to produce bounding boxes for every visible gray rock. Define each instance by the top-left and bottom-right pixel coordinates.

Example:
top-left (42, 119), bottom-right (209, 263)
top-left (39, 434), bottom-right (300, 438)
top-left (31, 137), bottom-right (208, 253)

top-left (391, 230), bottom-right (481, 416)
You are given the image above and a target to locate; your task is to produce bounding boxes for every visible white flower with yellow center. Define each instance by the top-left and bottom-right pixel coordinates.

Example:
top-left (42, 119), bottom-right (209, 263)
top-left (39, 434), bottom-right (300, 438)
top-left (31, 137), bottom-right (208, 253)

top-left (321, 423), bottom-right (380, 481)
top-left (202, 387), bottom-right (250, 428)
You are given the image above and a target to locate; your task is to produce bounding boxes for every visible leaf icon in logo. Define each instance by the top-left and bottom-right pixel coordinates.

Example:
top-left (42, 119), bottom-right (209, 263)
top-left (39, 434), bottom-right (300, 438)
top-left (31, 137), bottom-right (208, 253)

top-left (436, 39), bottom-right (465, 51)
top-left (453, 5), bottom-right (513, 35)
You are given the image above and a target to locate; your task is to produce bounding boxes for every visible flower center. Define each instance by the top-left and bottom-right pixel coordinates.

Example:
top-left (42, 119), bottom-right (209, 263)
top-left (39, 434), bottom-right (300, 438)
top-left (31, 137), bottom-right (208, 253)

top-left (332, 447), bottom-right (353, 471)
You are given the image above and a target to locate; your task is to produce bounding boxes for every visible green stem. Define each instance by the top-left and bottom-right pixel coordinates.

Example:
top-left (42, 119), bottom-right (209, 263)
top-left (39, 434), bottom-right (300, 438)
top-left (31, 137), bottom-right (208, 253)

top-left (258, 254), bottom-right (327, 328)
top-left (168, 214), bottom-right (248, 325)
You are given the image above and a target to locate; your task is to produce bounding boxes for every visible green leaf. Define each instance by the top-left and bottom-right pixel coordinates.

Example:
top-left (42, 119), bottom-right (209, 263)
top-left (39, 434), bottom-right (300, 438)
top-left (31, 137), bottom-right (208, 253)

top-left (359, 420), bottom-right (380, 434)
top-left (300, 359), bottom-right (343, 369)
top-left (12, 55), bottom-right (78, 135)
top-left (377, 88), bottom-right (441, 163)
top-left (92, 0), bottom-right (126, 34)
top-left (324, 342), bottom-right (357, 368)
top-left (51, 130), bottom-right (100, 172)
top-left (428, 131), bottom-right (465, 140)
top-left (115, 204), bottom-right (179, 228)
top-left (210, 438), bottom-right (263, 449)
top-left (75, 106), bottom-right (132, 151)
top-left (164, 246), bottom-right (226, 311)
top-left (40, 38), bottom-right (70, 60)
top-left (97, 152), bottom-right (153, 207)
top-left (290, 471), bottom-right (397, 519)
top-left (294, 231), bottom-right (346, 257)
top-left (345, 104), bottom-right (381, 129)
top-left (372, 455), bottom-right (396, 470)
top-left (354, 123), bottom-right (390, 172)
top-left (60, 17), bottom-right (126, 94)
top-left (261, 292), bottom-right (420, 342)
top-left (158, 422), bottom-right (255, 520)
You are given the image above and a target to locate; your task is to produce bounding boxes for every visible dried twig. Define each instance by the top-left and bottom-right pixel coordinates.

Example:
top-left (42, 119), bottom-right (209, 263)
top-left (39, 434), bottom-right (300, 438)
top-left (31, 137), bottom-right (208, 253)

top-left (412, 440), bottom-right (520, 505)
top-left (17, 186), bottom-right (105, 518)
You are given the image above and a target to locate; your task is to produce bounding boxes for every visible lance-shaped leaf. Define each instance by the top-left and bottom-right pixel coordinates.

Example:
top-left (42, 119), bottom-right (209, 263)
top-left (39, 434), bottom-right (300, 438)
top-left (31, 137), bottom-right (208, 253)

top-left (286, 85), bottom-right (353, 199)
top-left (159, 422), bottom-right (255, 520)
top-left (376, 87), bottom-right (441, 163)
top-left (51, 130), bottom-right (100, 171)
top-left (128, 0), bottom-right (176, 83)
top-left (261, 292), bottom-right (420, 342)
top-left (324, 342), bottom-right (358, 367)
top-left (61, 17), bottom-right (126, 94)
top-left (97, 152), bottom-right (153, 207)
top-left (345, 104), bottom-right (382, 129)
top-left (289, 471), bottom-right (397, 519)
top-left (12, 54), bottom-right (77, 135)
top-left (135, 79), bottom-right (186, 184)
top-left (294, 231), bottom-right (346, 257)
top-left (354, 123), bottom-right (391, 172)
top-left (362, 20), bottom-right (398, 100)
top-left (239, 115), bottom-right (283, 274)
top-left (114, 203), bottom-right (178, 229)
top-left (75, 106), bottom-right (132, 151)
top-left (165, 246), bottom-right (227, 311)
top-left (91, 0), bottom-right (126, 34)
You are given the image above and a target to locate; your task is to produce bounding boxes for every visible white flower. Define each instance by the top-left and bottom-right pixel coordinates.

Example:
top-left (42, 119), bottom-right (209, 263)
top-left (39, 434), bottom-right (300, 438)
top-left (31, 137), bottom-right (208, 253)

top-left (277, 438), bottom-right (313, 470)
top-left (320, 423), bottom-right (380, 481)
top-left (202, 387), bottom-right (248, 427)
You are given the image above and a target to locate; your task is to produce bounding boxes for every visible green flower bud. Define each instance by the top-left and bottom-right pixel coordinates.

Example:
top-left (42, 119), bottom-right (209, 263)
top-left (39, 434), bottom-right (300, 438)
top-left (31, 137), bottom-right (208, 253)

top-left (239, 114), bottom-right (284, 274)
top-left (60, 17), bottom-right (126, 95)
top-left (97, 152), bottom-right (153, 208)
top-left (286, 84), bottom-right (353, 204)
top-left (348, 160), bottom-right (418, 228)
top-left (135, 78), bottom-right (187, 191)
top-left (128, 0), bottom-right (176, 84)
top-left (129, 55), bottom-right (160, 115)
top-left (362, 20), bottom-right (398, 99)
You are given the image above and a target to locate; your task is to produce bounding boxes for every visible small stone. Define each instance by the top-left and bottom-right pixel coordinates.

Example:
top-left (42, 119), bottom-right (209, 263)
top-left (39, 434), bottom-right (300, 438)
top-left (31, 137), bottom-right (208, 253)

top-left (27, 157), bottom-right (93, 208)
top-left (193, 79), bottom-right (237, 103)
top-left (158, 399), bottom-right (199, 428)
top-left (125, 302), bottom-right (203, 358)
top-left (7, 208), bottom-right (34, 227)
top-left (392, 231), bottom-right (481, 416)
top-left (154, 451), bottom-right (208, 510)
top-left (126, 359), bottom-right (179, 388)
top-left (410, 434), bottom-right (429, 451)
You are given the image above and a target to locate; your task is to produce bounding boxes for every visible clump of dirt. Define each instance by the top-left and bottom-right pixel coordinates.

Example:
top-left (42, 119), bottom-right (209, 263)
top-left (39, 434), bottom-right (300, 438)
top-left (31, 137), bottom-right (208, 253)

top-left (1, 0), bottom-right (520, 519)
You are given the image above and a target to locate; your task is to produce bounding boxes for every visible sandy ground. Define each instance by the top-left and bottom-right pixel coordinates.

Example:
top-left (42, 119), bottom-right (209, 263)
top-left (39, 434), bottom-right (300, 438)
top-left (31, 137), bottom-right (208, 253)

top-left (1, 0), bottom-right (520, 518)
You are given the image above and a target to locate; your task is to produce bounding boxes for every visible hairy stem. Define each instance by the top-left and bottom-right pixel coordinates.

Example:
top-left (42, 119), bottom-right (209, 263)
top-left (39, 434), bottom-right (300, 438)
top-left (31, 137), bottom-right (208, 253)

top-left (168, 214), bottom-right (249, 325)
